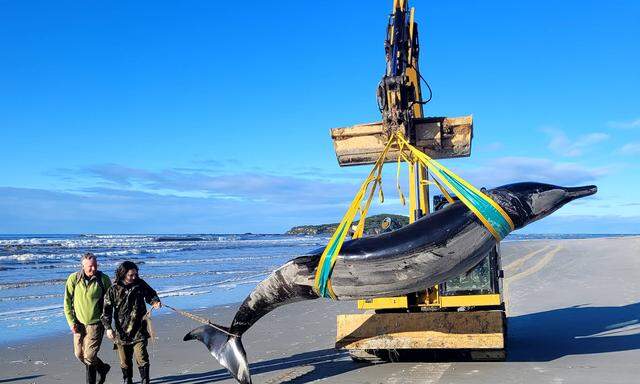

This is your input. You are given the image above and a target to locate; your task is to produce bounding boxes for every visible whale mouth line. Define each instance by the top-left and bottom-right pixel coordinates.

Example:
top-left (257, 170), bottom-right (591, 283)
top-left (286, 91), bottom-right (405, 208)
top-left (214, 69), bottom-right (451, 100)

top-left (565, 185), bottom-right (598, 199)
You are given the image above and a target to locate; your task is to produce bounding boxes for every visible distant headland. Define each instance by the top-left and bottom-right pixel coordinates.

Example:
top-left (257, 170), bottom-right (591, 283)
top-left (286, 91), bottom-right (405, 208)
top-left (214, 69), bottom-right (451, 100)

top-left (285, 214), bottom-right (409, 236)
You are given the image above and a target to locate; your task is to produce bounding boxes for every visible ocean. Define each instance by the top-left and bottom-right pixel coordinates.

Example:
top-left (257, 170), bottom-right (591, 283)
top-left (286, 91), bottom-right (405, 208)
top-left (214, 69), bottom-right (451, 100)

top-left (0, 233), bottom-right (635, 344)
top-left (0, 234), bottom-right (328, 344)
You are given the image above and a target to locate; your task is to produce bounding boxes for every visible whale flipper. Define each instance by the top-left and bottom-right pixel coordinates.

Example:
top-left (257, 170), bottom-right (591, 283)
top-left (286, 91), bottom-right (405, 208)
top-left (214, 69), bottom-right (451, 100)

top-left (184, 325), bottom-right (251, 384)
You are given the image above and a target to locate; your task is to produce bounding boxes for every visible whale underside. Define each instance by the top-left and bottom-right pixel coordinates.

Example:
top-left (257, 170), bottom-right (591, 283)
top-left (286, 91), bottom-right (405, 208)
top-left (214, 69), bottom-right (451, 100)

top-left (264, 201), bottom-right (493, 305)
top-left (331, 202), bottom-right (493, 299)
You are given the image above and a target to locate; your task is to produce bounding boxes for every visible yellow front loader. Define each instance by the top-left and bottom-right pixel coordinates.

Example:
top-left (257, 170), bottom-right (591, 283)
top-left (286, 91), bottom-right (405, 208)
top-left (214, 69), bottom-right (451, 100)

top-left (330, 0), bottom-right (506, 362)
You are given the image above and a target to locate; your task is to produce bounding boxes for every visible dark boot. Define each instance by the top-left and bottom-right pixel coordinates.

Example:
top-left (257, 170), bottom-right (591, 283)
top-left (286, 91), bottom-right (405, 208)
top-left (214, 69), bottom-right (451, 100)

top-left (96, 362), bottom-right (110, 384)
top-left (85, 364), bottom-right (97, 384)
top-left (121, 366), bottom-right (133, 384)
top-left (138, 365), bottom-right (150, 384)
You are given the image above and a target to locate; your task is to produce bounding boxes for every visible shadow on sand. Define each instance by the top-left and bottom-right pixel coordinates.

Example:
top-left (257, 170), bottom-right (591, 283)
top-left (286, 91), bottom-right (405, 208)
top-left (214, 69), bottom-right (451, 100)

top-left (0, 375), bottom-right (44, 383)
top-left (507, 301), bottom-right (640, 361)
top-left (155, 302), bottom-right (640, 383)
top-left (154, 348), bottom-right (360, 384)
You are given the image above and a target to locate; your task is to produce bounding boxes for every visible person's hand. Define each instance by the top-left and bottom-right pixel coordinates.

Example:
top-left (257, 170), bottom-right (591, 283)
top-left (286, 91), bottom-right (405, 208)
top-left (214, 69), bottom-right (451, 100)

top-left (106, 329), bottom-right (115, 340)
top-left (70, 324), bottom-right (78, 334)
top-left (152, 301), bottom-right (161, 310)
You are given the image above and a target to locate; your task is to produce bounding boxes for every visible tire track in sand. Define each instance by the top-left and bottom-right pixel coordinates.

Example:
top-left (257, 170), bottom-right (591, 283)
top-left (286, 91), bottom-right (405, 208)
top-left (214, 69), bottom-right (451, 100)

top-left (504, 245), bottom-right (563, 311)
top-left (503, 244), bottom-right (553, 274)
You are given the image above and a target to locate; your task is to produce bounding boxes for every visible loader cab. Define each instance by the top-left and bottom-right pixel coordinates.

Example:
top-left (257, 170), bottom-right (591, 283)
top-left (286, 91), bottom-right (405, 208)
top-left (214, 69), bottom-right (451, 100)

top-left (433, 194), bottom-right (504, 303)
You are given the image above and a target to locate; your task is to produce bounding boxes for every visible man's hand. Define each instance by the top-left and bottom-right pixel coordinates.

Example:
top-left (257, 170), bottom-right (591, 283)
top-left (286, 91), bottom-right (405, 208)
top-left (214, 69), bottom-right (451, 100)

top-left (106, 329), bottom-right (115, 340)
top-left (70, 324), bottom-right (78, 334)
top-left (152, 301), bottom-right (161, 310)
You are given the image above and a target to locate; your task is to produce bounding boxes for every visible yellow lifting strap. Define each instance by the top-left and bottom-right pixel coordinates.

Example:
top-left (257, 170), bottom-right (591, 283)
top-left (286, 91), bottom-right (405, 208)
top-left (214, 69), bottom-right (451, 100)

top-left (313, 133), bottom-right (514, 298)
top-left (313, 138), bottom-right (395, 299)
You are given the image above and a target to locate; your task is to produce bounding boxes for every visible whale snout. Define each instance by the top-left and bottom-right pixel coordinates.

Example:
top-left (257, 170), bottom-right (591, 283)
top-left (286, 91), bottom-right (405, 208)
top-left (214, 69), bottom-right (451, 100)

top-left (495, 182), bottom-right (599, 230)
top-left (565, 185), bottom-right (598, 200)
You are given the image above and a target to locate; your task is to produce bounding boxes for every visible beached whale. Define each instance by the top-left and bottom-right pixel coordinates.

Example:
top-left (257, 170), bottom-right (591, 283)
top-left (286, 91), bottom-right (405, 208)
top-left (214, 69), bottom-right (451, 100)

top-left (184, 182), bottom-right (596, 384)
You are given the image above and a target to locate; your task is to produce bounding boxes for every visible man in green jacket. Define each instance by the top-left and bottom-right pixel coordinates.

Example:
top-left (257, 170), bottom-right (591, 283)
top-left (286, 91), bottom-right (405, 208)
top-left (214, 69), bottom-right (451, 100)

top-left (64, 253), bottom-right (112, 384)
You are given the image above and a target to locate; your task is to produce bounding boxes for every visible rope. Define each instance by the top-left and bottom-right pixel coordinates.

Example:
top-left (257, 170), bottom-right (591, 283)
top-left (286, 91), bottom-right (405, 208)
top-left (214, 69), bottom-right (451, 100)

top-left (142, 307), bottom-right (158, 361)
top-left (163, 304), bottom-right (239, 338)
top-left (144, 307), bottom-right (156, 343)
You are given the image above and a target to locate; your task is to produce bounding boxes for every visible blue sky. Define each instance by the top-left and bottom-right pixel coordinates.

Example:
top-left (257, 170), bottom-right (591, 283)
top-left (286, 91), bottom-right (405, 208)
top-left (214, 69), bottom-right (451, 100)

top-left (1, 0), bottom-right (639, 234)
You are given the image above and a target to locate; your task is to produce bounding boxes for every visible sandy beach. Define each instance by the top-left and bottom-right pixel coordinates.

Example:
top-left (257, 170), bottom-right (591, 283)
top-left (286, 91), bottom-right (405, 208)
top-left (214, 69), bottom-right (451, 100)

top-left (2, 236), bottom-right (639, 384)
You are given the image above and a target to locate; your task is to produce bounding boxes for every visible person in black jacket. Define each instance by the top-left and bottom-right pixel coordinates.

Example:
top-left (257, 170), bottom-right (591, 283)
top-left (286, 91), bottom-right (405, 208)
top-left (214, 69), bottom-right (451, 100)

top-left (102, 261), bottom-right (161, 384)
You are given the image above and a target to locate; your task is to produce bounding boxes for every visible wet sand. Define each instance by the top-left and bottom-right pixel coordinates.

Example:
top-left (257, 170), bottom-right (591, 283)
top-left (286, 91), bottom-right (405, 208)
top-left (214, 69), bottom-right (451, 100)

top-left (2, 237), bottom-right (639, 383)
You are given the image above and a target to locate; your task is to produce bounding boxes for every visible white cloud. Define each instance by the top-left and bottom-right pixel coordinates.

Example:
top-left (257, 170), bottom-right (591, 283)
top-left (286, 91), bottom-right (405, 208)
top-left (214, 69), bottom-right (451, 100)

top-left (456, 156), bottom-right (609, 189)
top-left (0, 186), bottom-right (354, 234)
top-left (1, 152), bottom-right (619, 233)
top-left (607, 118), bottom-right (640, 129)
top-left (79, 163), bottom-right (361, 206)
top-left (619, 142), bottom-right (640, 156)
top-left (543, 128), bottom-right (610, 157)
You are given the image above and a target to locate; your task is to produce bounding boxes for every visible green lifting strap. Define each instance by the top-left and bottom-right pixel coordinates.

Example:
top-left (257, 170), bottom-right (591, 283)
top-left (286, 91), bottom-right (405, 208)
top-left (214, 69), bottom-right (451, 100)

top-left (396, 133), bottom-right (514, 241)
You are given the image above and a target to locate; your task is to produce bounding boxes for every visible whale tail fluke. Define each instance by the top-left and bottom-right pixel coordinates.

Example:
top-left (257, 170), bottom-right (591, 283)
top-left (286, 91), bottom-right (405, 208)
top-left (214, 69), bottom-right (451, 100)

top-left (184, 325), bottom-right (251, 384)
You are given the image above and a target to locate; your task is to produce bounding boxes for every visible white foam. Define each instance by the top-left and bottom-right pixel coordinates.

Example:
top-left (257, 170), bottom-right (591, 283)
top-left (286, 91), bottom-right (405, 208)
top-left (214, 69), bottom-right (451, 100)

top-left (0, 304), bottom-right (62, 317)
top-left (159, 290), bottom-right (211, 298)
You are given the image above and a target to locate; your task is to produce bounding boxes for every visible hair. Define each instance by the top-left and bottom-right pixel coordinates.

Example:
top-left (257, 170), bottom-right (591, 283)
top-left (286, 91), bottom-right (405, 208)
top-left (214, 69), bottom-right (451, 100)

top-left (81, 252), bottom-right (96, 263)
top-left (114, 260), bottom-right (139, 284)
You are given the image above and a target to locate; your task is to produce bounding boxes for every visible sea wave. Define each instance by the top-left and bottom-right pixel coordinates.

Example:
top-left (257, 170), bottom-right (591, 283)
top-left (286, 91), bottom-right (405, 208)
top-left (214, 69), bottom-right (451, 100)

top-left (0, 304), bottom-right (62, 317)
top-left (0, 247), bottom-right (184, 264)
top-left (154, 271), bottom-right (270, 297)
top-left (0, 268), bottom-right (266, 291)
top-left (0, 278), bottom-right (67, 290)
top-left (0, 272), bottom-right (269, 321)
top-left (159, 290), bottom-right (211, 298)
top-left (0, 236), bottom-right (324, 266)
top-left (0, 234), bottom-right (325, 248)
top-left (0, 234), bottom-right (325, 343)
top-left (143, 269), bottom-right (259, 279)
top-left (0, 293), bottom-right (63, 302)
top-left (143, 255), bottom-right (281, 265)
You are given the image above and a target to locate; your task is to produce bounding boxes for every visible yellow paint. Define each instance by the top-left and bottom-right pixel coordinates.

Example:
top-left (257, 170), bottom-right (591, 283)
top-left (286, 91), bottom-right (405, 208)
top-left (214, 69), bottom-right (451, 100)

top-left (408, 161), bottom-right (417, 223)
top-left (405, 66), bottom-right (423, 118)
top-left (418, 164), bottom-right (429, 214)
top-left (439, 294), bottom-right (502, 308)
top-left (358, 296), bottom-right (408, 310)
top-left (356, 293), bottom-right (501, 311)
